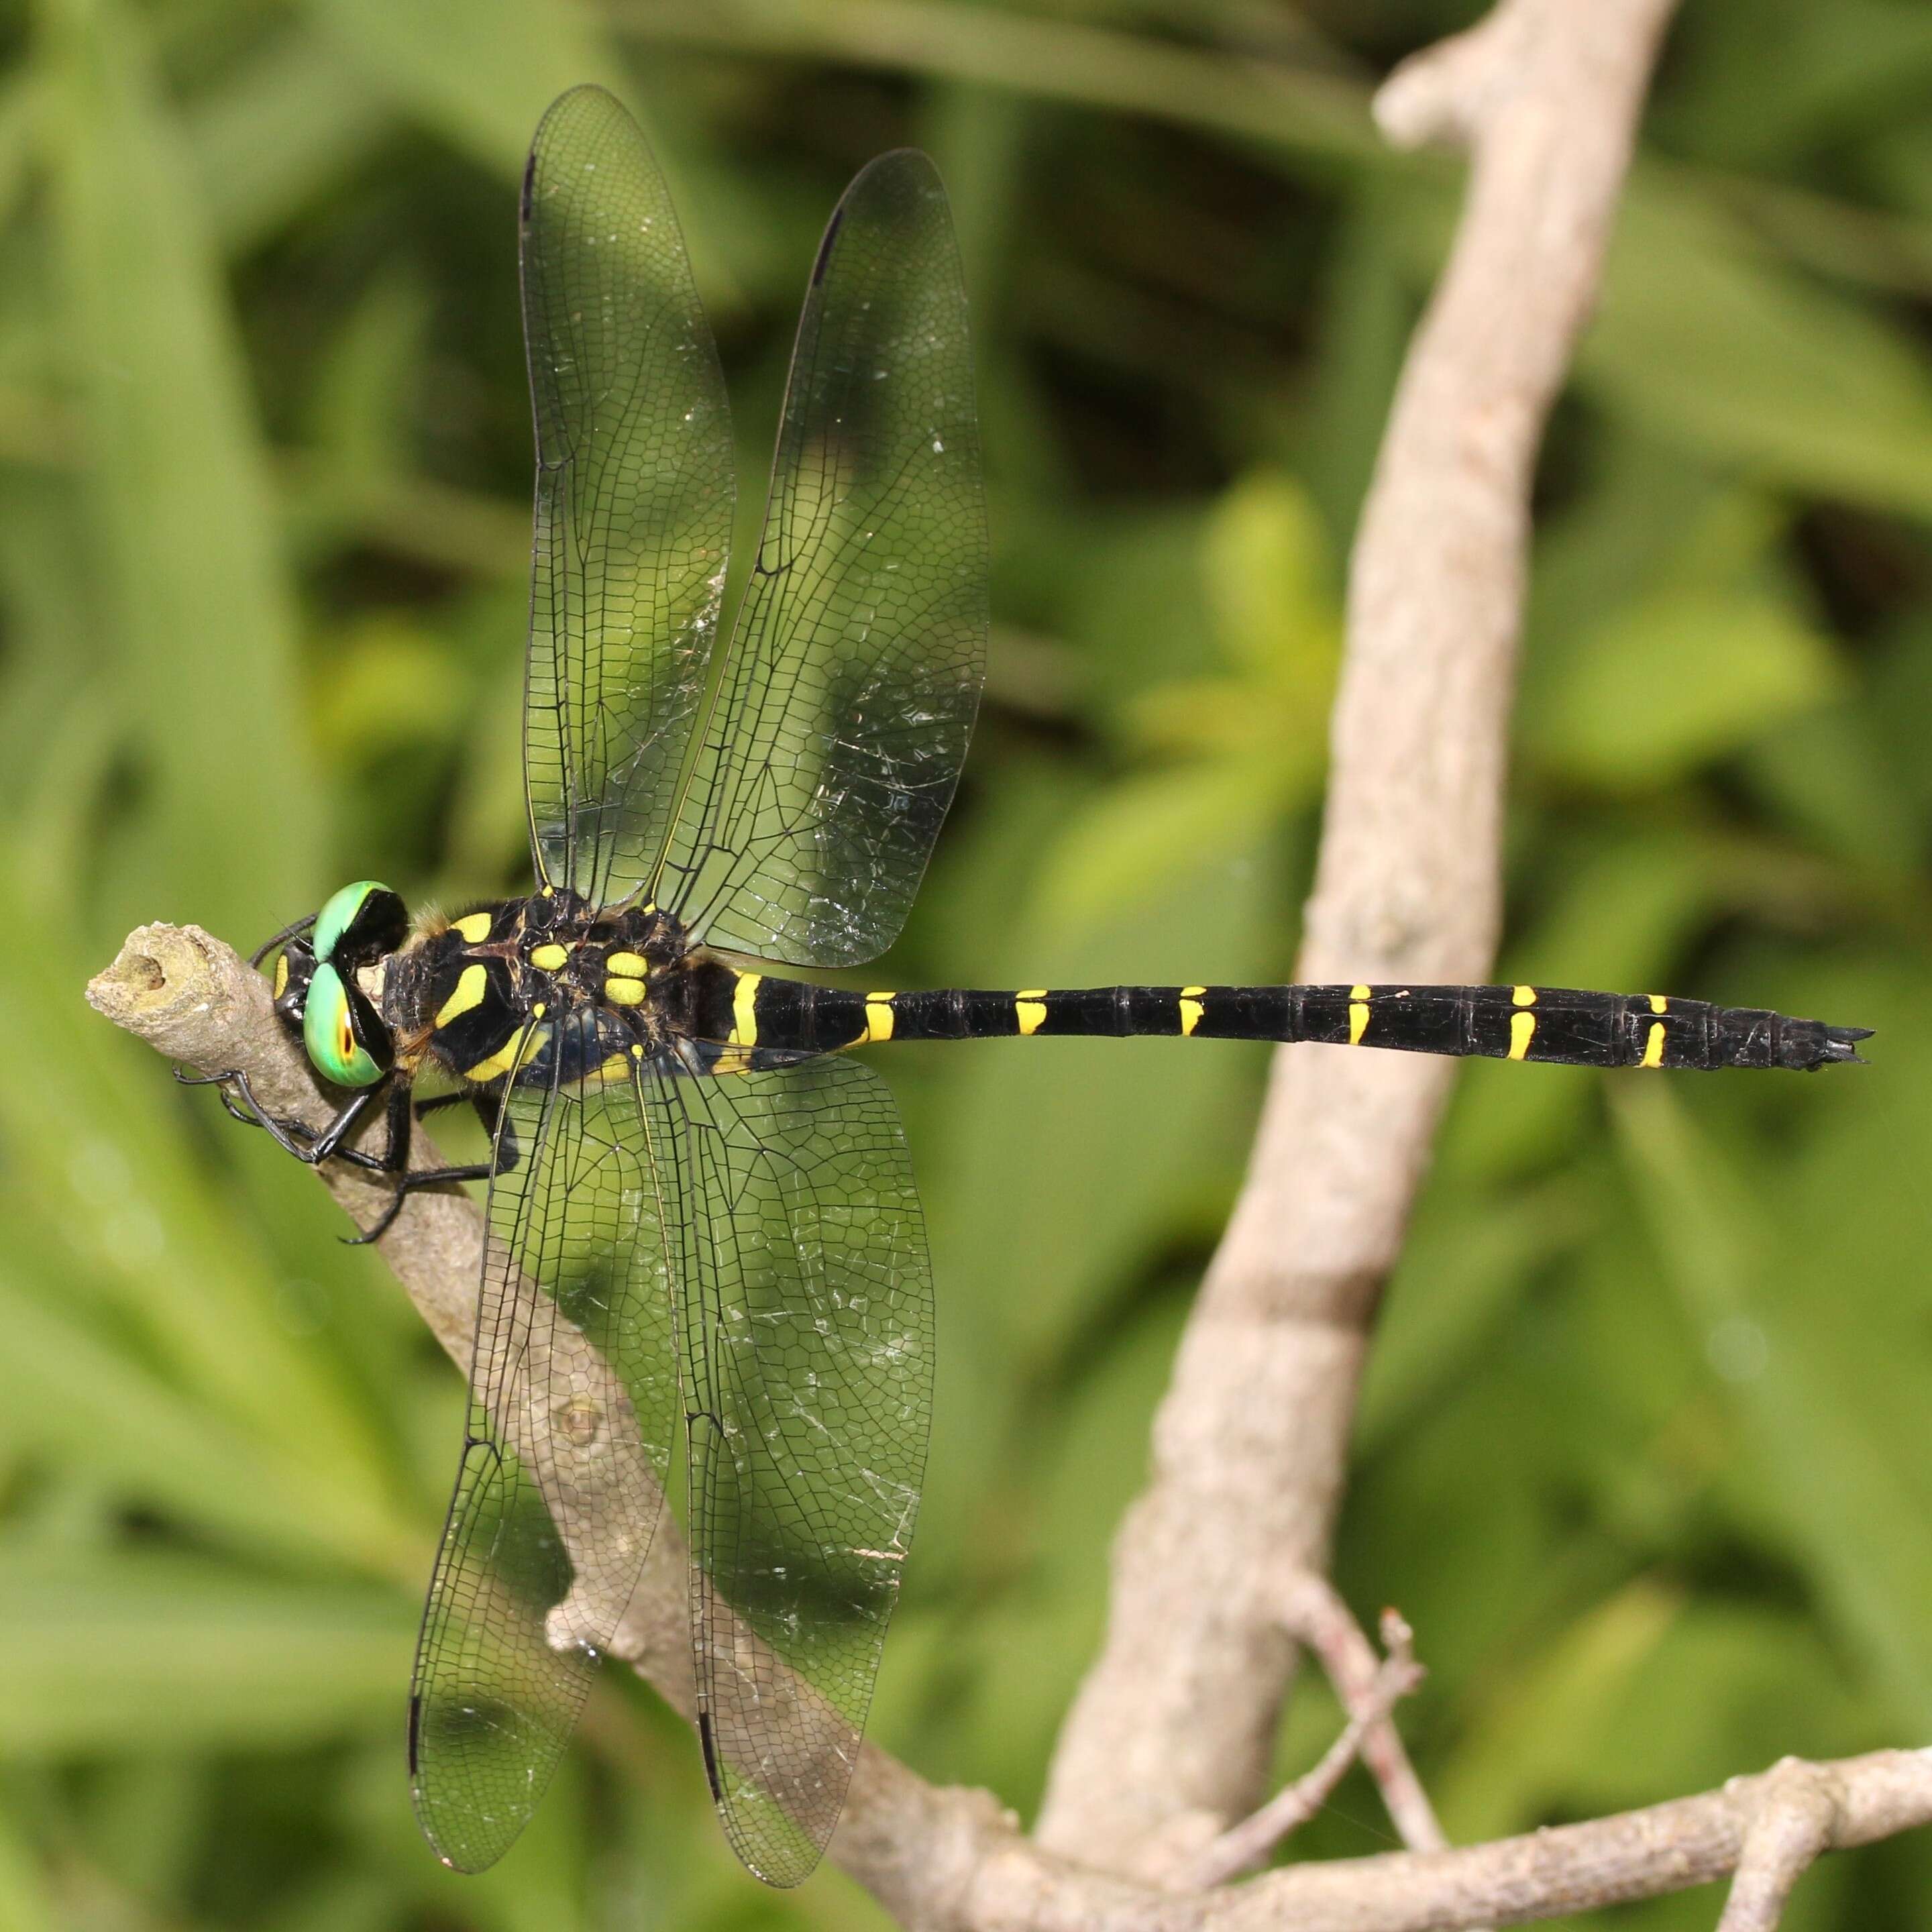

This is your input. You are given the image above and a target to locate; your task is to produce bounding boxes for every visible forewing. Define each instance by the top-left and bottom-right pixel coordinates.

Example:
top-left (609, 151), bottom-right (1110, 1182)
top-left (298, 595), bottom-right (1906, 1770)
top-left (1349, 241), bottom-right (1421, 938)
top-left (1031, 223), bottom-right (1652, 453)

top-left (410, 1013), bottom-right (678, 1872)
top-left (656, 150), bottom-right (987, 965)
top-left (643, 1054), bottom-right (932, 1885)
top-left (522, 85), bottom-right (735, 909)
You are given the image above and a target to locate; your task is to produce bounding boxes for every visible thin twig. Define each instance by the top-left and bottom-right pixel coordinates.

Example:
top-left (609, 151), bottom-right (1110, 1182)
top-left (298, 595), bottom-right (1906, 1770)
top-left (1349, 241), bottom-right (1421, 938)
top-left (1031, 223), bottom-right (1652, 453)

top-left (1035, 0), bottom-right (1683, 1878)
top-left (1183, 1603), bottom-right (1426, 1889)
top-left (1279, 1574), bottom-right (1450, 1856)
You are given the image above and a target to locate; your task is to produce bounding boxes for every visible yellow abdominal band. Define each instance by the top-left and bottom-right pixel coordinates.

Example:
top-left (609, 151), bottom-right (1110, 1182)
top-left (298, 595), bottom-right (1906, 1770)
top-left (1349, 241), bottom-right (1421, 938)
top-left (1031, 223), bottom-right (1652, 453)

top-left (1509, 984), bottom-right (1536, 1061)
top-left (1642, 994), bottom-right (1668, 1068)
top-left (1348, 986), bottom-right (1371, 1046)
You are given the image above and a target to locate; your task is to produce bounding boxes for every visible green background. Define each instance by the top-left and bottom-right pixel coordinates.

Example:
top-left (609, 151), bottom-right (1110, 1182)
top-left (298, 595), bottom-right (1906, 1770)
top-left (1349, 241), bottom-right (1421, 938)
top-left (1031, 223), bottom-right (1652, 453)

top-left (3, 0), bottom-right (1931, 1926)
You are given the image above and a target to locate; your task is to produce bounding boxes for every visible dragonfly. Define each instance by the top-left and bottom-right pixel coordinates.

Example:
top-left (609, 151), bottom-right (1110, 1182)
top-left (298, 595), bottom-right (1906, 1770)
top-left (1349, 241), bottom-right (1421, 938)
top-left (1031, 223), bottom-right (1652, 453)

top-left (189, 85), bottom-right (1872, 1888)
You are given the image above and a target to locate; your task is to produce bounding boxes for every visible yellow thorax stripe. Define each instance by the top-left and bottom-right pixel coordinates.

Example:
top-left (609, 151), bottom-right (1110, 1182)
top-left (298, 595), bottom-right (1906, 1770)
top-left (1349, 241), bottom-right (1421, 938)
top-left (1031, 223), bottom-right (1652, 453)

top-left (732, 973), bottom-right (763, 1045)
top-left (607, 951), bottom-right (647, 976)
top-left (451, 912), bottom-right (493, 943)
top-left (531, 941), bottom-right (569, 971)
top-left (435, 963), bottom-right (488, 1029)
top-left (466, 1020), bottom-right (543, 1085)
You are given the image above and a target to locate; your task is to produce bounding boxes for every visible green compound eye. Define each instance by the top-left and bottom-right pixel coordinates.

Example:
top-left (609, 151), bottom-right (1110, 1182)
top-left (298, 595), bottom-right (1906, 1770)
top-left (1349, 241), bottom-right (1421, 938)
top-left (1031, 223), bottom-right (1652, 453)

top-left (302, 961), bottom-right (384, 1087)
top-left (313, 879), bottom-right (398, 965)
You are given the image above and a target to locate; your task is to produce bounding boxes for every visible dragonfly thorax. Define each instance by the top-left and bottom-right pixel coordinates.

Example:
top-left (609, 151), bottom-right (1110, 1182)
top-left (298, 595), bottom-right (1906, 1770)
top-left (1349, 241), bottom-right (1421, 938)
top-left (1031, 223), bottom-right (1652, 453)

top-left (382, 892), bottom-right (698, 1089)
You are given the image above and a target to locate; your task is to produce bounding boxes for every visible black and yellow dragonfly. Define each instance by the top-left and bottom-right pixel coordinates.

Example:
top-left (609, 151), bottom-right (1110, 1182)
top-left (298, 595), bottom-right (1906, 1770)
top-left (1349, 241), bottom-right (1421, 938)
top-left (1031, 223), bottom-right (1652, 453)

top-left (190, 86), bottom-right (1870, 1888)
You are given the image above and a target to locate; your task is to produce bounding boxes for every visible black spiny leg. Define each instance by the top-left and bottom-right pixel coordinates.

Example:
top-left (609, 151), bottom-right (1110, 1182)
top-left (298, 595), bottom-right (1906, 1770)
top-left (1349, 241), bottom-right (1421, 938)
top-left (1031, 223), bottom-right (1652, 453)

top-left (180, 1067), bottom-right (496, 1245)
top-left (465, 1083), bottom-right (521, 1175)
top-left (177, 1066), bottom-right (382, 1164)
top-left (339, 1081), bottom-right (500, 1247)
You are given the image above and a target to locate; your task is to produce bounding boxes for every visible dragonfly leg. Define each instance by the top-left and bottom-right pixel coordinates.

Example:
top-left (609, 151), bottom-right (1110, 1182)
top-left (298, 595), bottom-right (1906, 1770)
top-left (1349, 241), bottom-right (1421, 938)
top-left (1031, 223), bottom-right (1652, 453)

top-left (248, 911), bottom-right (317, 968)
top-left (339, 1165), bottom-right (493, 1245)
top-left (462, 1084), bottom-right (523, 1176)
top-left (177, 1066), bottom-right (380, 1163)
top-left (339, 1084), bottom-right (507, 1246)
top-left (180, 1067), bottom-right (492, 1243)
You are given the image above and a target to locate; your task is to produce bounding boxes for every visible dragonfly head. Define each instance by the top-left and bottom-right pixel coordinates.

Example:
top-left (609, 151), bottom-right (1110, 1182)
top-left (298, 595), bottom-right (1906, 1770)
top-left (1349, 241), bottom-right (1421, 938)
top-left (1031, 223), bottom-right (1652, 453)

top-left (274, 881), bottom-right (409, 1089)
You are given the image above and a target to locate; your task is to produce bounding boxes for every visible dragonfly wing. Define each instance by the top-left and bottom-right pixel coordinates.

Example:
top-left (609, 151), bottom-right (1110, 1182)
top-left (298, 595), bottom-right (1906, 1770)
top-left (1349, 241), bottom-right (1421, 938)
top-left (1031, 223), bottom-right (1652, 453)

top-left (522, 85), bottom-right (735, 910)
top-left (643, 1053), bottom-right (932, 1885)
top-left (656, 150), bottom-right (987, 967)
top-left (409, 1011), bottom-right (678, 1872)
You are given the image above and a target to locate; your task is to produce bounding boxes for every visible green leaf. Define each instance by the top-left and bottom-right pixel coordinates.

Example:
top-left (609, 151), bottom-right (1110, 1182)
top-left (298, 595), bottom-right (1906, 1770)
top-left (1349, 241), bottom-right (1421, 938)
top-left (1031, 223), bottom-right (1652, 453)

top-left (1356, 1179), bottom-right (1588, 1452)
top-left (1571, 1603), bottom-right (1869, 1805)
top-left (0, 1550), bottom-right (411, 1754)
top-left (40, 0), bottom-right (324, 941)
top-left (0, 1802), bottom-right (57, 1932)
top-left (0, 860), bottom-right (411, 1571)
top-left (1660, 0), bottom-right (1932, 168)
top-left (308, 617), bottom-right (468, 767)
top-left (1436, 1576), bottom-right (1684, 1841)
top-left (305, 0), bottom-right (618, 181)
top-left (1611, 1078), bottom-right (1932, 1729)
top-left (1030, 760), bottom-right (1281, 933)
top-left (0, 72), bottom-right (46, 244)
top-left (1199, 468), bottom-right (1338, 686)
top-left (1742, 700), bottom-right (1923, 873)
top-left (189, 28), bottom-right (393, 255)
top-left (1296, 174), bottom-right (1413, 557)
top-left (1587, 177), bottom-right (1932, 521)
top-left (1525, 587), bottom-right (1841, 786)
top-left (0, 1269), bottom-right (402, 1572)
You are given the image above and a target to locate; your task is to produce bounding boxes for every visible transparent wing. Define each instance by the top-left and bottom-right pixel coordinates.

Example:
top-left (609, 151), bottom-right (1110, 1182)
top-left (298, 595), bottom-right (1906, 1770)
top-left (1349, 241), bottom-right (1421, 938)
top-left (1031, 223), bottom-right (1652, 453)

top-left (522, 85), bottom-right (735, 910)
top-left (655, 150), bottom-right (987, 966)
top-left (643, 1054), bottom-right (932, 1885)
top-left (409, 1012), bottom-right (678, 1872)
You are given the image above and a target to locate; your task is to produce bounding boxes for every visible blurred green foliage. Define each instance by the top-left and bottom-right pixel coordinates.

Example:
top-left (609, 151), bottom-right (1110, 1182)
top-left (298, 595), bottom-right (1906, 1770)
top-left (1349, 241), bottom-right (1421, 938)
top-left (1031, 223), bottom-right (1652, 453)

top-left (1, 0), bottom-right (1931, 1926)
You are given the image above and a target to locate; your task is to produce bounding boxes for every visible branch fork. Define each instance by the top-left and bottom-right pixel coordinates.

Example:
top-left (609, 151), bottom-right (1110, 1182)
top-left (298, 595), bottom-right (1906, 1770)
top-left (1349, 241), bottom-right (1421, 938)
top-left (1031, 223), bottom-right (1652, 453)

top-left (1182, 1582), bottom-right (1430, 1890)
top-left (1716, 1758), bottom-right (1843, 1932)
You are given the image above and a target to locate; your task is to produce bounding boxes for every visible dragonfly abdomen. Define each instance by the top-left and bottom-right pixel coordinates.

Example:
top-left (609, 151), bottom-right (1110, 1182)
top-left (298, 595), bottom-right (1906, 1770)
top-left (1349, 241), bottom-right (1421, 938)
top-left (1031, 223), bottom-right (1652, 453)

top-left (706, 973), bottom-right (1868, 1072)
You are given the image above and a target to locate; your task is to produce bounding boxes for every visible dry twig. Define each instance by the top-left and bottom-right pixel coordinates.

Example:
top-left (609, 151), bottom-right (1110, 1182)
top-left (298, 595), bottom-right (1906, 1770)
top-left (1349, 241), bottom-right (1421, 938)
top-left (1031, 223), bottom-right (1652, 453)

top-left (1278, 1573), bottom-right (1450, 1858)
top-left (1183, 1601), bottom-right (1426, 1890)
